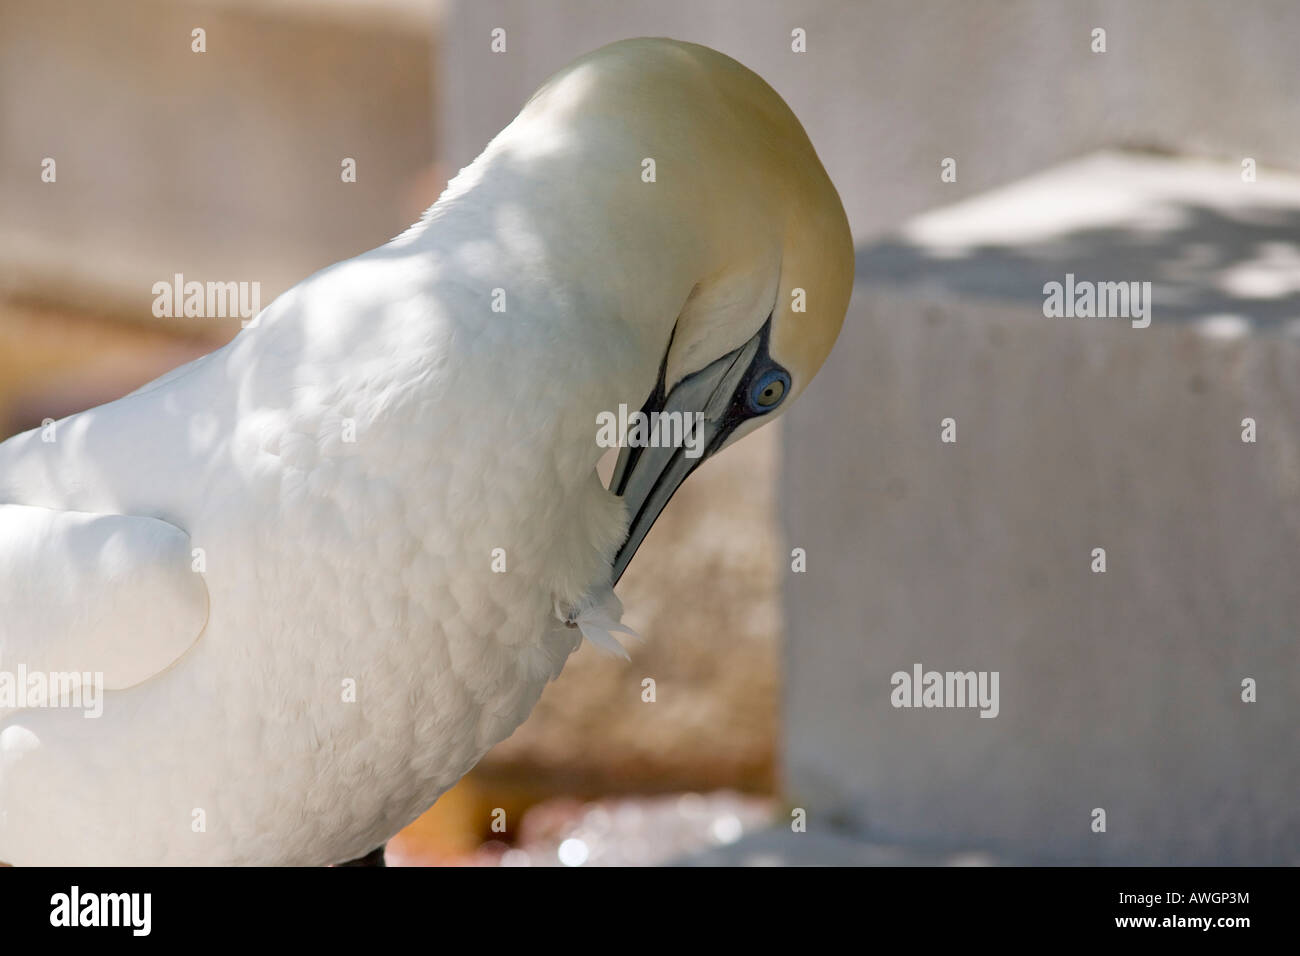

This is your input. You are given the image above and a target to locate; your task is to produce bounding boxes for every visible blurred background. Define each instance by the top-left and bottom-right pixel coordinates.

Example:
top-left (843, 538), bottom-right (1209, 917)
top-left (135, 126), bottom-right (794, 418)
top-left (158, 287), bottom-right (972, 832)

top-left (1, 0), bottom-right (1297, 864)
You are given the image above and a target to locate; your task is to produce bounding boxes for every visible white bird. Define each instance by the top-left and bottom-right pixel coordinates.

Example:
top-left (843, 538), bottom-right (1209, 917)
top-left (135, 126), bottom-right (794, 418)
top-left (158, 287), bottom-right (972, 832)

top-left (0, 37), bottom-right (852, 865)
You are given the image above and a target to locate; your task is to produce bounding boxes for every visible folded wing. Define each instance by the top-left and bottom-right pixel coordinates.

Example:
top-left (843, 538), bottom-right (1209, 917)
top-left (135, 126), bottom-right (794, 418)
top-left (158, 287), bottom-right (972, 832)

top-left (0, 505), bottom-right (209, 693)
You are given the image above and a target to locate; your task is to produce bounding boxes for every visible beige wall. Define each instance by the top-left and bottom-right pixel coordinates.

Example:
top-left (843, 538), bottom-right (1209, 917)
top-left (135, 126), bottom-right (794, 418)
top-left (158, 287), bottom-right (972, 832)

top-left (439, 0), bottom-right (1300, 245)
top-left (0, 0), bottom-right (436, 320)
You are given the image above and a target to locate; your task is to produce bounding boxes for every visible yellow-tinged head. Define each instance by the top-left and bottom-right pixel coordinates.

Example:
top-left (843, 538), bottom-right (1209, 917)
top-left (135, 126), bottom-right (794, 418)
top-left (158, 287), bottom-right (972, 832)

top-left (469, 38), bottom-right (854, 581)
top-left (515, 38), bottom-right (853, 403)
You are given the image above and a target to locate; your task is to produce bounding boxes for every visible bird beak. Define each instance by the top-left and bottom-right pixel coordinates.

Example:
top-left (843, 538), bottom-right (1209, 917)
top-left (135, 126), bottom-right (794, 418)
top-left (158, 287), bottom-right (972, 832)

top-left (607, 317), bottom-right (770, 585)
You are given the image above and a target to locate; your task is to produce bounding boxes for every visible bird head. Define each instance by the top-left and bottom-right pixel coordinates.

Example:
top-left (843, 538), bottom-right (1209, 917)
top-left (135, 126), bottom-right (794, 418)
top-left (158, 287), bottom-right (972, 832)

top-left (452, 38), bottom-right (853, 586)
top-left (541, 39), bottom-right (855, 582)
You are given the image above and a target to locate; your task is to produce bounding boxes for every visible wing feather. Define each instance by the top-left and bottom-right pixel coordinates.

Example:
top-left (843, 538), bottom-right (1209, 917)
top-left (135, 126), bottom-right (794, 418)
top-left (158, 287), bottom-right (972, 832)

top-left (0, 504), bottom-right (209, 694)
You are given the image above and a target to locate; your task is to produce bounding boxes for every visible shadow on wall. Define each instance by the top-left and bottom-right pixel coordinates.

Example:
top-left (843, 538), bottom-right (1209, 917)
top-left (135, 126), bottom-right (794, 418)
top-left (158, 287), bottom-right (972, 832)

top-left (858, 202), bottom-right (1300, 331)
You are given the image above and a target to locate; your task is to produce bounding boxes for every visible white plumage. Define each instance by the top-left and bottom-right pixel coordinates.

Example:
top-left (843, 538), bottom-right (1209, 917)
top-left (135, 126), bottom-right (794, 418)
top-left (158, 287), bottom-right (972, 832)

top-left (0, 37), bottom-right (852, 864)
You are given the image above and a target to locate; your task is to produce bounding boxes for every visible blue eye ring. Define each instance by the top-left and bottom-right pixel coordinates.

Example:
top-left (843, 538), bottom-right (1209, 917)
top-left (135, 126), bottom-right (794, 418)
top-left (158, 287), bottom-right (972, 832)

top-left (749, 368), bottom-right (790, 413)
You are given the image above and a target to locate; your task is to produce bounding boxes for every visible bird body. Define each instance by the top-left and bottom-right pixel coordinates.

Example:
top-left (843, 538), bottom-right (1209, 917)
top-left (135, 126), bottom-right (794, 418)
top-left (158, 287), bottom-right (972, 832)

top-left (0, 38), bottom-right (852, 864)
top-left (0, 215), bottom-right (621, 865)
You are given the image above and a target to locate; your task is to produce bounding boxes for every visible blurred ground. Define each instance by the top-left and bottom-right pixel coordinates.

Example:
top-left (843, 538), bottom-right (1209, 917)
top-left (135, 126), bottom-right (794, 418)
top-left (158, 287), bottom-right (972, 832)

top-left (390, 790), bottom-right (775, 867)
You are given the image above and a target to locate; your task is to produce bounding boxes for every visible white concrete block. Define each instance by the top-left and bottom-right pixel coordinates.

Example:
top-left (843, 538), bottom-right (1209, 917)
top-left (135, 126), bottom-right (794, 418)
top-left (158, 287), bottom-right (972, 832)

top-left (783, 152), bottom-right (1300, 864)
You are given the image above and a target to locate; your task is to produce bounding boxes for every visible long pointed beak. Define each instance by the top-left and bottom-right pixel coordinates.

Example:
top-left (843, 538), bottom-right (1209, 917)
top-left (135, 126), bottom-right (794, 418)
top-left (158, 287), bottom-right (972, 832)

top-left (608, 320), bottom-right (768, 585)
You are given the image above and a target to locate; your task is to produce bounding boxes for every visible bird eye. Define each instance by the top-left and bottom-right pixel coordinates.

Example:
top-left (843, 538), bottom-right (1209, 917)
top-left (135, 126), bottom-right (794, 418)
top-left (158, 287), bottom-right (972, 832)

top-left (749, 369), bottom-right (789, 412)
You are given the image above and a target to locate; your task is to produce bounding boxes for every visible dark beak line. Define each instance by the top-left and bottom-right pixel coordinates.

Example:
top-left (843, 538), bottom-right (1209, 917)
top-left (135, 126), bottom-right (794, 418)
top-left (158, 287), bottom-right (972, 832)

top-left (609, 321), bottom-right (677, 499)
top-left (608, 314), bottom-right (777, 584)
top-left (611, 444), bottom-right (694, 586)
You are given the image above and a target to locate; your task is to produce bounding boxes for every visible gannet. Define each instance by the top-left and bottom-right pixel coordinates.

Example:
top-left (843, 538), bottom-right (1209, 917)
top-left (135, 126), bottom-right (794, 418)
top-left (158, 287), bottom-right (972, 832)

top-left (0, 37), bottom-right (852, 865)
